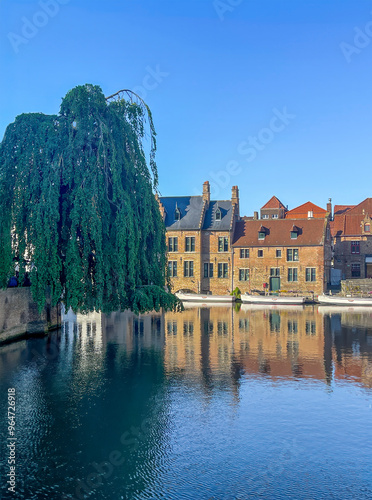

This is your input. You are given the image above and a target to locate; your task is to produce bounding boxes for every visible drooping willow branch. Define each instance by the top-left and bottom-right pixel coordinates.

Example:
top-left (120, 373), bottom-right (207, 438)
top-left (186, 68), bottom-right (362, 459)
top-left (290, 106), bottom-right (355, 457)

top-left (106, 88), bottom-right (158, 190)
top-left (0, 84), bottom-right (179, 314)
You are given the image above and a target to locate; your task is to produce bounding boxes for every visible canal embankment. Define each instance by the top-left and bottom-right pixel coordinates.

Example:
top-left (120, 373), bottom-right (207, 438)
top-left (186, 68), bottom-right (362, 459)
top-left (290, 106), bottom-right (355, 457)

top-left (0, 288), bottom-right (60, 345)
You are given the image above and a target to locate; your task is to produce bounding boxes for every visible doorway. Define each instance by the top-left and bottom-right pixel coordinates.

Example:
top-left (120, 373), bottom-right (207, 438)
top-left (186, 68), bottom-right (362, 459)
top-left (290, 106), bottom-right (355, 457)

top-left (365, 256), bottom-right (372, 278)
top-left (270, 277), bottom-right (281, 292)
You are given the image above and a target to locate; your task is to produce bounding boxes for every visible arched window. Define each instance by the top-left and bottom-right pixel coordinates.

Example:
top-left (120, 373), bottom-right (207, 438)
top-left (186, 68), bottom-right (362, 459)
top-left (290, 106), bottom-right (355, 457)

top-left (365, 223), bottom-right (370, 232)
top-left (215, 207), bottom-right (222, 221)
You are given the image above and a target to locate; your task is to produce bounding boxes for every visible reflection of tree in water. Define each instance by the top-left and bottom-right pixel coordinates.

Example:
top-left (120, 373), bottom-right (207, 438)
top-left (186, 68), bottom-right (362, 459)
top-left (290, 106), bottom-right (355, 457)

top-left (1, 312), bottom-right (171, 499)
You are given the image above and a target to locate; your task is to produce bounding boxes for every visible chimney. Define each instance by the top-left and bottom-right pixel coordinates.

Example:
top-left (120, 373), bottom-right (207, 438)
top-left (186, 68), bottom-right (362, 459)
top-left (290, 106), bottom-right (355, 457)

top-left (253, 211), bottom-right (258, 220)
top-left (202, 181), bottom-right (210, 206)
top-left (231, 185), bottom-right (239, 215)
top-left (327, 198), bottom-right (332, 220)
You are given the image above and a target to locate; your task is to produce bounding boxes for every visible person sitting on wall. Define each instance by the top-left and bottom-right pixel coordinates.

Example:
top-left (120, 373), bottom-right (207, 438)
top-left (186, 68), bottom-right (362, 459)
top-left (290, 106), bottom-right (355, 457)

top-left (22, 273), bottom-right (31, 287)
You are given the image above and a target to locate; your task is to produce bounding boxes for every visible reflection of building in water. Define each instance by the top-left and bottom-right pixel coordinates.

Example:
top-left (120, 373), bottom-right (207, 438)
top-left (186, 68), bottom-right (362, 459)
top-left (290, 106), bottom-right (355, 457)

top-left (164, 305), bottom-right (326, 389)
top-left (235, 305), bottom-right (326, 380)
top-left (321, 308), bottom-right (372, 388)
top-left (164, 306), bottom-right (239, 392)
top-left (164, 305), bottom-right (372, 389)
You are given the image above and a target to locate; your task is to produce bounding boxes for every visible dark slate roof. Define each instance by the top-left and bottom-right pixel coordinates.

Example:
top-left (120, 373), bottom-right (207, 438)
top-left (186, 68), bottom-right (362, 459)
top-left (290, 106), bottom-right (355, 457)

top-left (159, 197), bottom-right (233, 231)
top-left (203, 200), bottom-right (233, 230)
top-left (160, 196), bottom-right (204, 230)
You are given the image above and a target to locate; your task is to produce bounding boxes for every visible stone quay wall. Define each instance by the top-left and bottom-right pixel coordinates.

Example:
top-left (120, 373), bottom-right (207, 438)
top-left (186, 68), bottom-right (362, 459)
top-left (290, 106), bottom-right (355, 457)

top-left (341, 278), bottom-right (372, 295)
top-left (0, 288), bottom-right (60, 345)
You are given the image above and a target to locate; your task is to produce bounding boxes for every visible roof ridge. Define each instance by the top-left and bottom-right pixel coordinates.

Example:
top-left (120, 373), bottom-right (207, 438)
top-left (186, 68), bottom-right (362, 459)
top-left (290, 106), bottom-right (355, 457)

top-left (287, 201), bottom-right (326, 213)
top-left (261, 195), bottom-right (286, 210)
top-left (346, 197), bottom-right (372, 215)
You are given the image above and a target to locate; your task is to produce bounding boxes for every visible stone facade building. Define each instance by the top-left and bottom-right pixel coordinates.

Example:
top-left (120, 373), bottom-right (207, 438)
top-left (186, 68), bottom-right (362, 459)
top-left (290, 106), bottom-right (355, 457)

top-left (331, 198), bottom-right (372, 280)
top-left (159, 185), bottom-right (333, 296)
top-left (232, 218), bottom-right (332, 296)
top-left (158, 182), bottom-right (240, 294)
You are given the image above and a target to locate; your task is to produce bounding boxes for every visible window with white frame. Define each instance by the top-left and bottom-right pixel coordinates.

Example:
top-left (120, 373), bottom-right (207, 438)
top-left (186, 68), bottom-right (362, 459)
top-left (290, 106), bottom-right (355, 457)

top-left (287, 248), bottom-right (299, 261)
top-left (168, 237), bottom-right (178, 252)
top-left (287, 268), bottom-right (298, 282)
top-left (185, 237), bottom-right (195, 252)
top-left (204, 263), bottom-right (214, 278)
top-left (168, 261), bottom-right (177, 277)
top-left (239, 268), bottom-right (249, 281)
top-left (184, 261), bottom-right (194, 277)
top-left (305, 268), bottom-right (316, 281)
top-left (218, 237), bottom-right (229, 252)
top-left (218, 263), bottom-right (228, 278)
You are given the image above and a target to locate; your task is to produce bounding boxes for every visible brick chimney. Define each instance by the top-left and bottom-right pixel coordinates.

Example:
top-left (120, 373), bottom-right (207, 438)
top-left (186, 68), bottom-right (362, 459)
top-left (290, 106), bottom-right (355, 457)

top-left (203, 181), bottom-right (210, 206)
top-left (253, 211), bottom-right (258, 220)
top-left (327, 198), bottom-right (332, 220)
top-left (231, 185), bottom-right (239, 211)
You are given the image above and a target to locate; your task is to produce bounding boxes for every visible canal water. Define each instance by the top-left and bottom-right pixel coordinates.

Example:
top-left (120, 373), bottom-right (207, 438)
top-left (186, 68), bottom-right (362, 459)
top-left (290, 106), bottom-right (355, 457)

top-left (0, 304), bottom-right (371, 499)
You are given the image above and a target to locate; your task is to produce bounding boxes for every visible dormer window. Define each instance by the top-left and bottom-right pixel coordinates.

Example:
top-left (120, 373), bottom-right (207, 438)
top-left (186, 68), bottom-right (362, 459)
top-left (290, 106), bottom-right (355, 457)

top-left (365, 223), bottom-right (370, 232)
top-left (174, 207), bottom-right (181, 221)
top-left (216, 207), bottom-right (222, 221)
top-left (258, 226), bottom-right (266, 240)
top-left (291, 225), bottom-right (299, 239)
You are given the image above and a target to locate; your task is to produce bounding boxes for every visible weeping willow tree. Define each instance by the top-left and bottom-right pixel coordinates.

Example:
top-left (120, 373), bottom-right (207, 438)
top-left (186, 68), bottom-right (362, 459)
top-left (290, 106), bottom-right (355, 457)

top-left (0, 84), bottom-right (179, 314)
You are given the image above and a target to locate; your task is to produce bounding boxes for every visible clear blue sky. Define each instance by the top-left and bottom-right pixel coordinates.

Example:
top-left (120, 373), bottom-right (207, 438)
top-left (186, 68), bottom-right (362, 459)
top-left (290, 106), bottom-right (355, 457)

top-left (0, 0), bottom-right (371, 216)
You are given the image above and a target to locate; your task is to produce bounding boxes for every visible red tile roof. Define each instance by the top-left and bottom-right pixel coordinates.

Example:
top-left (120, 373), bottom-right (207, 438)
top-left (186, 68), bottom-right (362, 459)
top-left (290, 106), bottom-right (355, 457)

top-left (330, 217), bottom-right (345, 238)
top-left (344, 215), bottom-right (365, 235)
top-left (285, 201), bottom-right (327, 219)
top-left (333, 205), bottom-right (354, 216)
top-left (232, 219), bottom-right (326, 247)
top-left (331, 198), bottom-right (372, 237)
top-left (261, 196), bottom-right (286, 210)
top-left (346, 198), bottom-right (372, 217)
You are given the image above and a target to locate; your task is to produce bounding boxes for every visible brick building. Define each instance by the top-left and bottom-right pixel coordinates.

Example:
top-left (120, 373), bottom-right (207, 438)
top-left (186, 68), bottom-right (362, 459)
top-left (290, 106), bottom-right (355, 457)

top-left (158, 182), bottom-right (239, 294)
top-left (232, 218), bottom-right (332, 296)
top-left (260, 196), bottom-right (287, 219)
top-left (331, 198), bottom-right (372, 280)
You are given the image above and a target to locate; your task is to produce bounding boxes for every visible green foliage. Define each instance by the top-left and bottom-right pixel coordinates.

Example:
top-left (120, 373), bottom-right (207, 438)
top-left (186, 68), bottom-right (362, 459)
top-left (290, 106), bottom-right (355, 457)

top-left (0, 84), bottom-right (180, 314)
top-left (230, 287), bottom-right (241, 299)
top-left (233, 302), bottom-right (241, 313)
